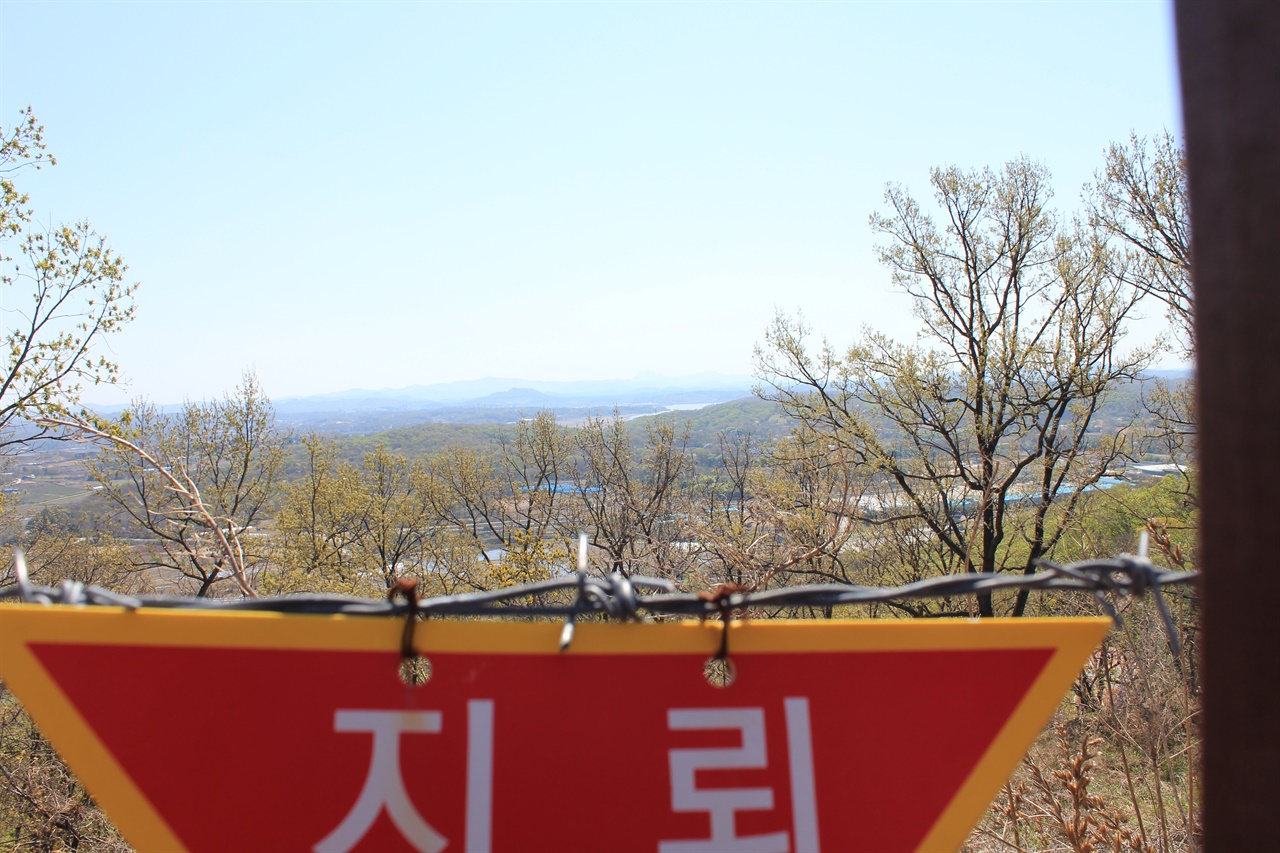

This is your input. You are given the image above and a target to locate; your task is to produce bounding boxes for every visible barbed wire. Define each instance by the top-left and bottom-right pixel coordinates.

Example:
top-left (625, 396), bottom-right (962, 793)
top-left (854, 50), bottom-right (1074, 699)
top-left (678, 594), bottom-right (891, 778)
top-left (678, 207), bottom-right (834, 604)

top-left (2, 547), bottom-right (1197, 654)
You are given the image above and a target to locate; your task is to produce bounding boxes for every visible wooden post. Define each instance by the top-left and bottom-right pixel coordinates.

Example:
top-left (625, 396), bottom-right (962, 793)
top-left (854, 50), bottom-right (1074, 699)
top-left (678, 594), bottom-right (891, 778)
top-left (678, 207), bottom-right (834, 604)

top-left (1176, 1), bottom-right (1280, 847)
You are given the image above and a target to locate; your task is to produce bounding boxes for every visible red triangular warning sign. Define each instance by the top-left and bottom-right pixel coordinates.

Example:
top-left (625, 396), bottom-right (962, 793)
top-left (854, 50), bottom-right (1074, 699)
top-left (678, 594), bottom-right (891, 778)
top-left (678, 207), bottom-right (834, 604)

top-left (1, 607), bottom-right (1106, 852)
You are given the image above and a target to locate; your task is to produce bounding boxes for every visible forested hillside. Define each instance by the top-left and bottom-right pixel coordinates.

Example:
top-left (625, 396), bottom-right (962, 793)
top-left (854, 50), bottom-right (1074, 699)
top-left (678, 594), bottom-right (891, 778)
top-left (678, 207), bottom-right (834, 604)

top-left (2, 114), bottom-right (1198, 851)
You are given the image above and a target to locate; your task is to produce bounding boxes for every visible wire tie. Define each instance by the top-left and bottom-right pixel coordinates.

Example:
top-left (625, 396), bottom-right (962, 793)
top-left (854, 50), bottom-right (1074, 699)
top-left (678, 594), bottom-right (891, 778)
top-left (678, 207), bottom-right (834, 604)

top-left (715, 597), bottom-right (734, 663)
top-left (387, 577), bottom-right (422, 660)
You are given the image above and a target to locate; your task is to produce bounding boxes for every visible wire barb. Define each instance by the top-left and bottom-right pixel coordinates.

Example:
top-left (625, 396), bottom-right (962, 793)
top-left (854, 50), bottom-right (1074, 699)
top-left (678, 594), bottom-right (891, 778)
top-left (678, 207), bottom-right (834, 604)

top-left (559, 532), bottom-right (590, 652)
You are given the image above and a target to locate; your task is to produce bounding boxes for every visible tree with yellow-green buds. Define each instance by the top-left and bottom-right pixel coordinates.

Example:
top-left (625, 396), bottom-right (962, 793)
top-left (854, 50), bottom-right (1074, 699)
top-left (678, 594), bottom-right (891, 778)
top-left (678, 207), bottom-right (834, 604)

top-left (1, 107), bottom-right (138, 456)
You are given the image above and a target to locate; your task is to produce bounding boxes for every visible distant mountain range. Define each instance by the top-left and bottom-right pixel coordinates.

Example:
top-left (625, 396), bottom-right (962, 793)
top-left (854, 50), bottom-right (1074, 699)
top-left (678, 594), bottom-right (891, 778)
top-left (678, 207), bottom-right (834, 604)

top-left (272, 372), bottom-right (756, 415)
top-left (80, 368), bottom-right (1191, 436)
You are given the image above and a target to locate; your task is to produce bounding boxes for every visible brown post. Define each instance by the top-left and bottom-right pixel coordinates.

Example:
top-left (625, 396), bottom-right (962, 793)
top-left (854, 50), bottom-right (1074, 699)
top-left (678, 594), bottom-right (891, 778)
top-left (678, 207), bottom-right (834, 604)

top-left (1176, 1), bottom-right (1280, 847)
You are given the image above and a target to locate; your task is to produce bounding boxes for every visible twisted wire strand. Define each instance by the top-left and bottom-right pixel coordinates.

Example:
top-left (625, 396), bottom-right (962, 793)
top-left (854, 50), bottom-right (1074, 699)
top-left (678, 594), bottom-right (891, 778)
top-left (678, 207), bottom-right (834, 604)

top-left (1, 551), bottom-right (1197, 622)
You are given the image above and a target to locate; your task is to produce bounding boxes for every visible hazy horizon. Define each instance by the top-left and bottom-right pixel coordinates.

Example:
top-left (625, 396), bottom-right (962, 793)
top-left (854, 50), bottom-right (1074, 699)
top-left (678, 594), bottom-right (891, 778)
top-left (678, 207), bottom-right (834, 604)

top-left (76, 366), bottom-right (1194, 412)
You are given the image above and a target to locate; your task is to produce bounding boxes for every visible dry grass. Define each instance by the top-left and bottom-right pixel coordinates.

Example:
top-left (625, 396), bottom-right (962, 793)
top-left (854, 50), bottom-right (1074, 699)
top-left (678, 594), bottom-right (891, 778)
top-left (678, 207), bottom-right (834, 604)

top-left (0, 688), bottom-right (128, 853)
top-left (966, 594), bottom-right (1200, 853)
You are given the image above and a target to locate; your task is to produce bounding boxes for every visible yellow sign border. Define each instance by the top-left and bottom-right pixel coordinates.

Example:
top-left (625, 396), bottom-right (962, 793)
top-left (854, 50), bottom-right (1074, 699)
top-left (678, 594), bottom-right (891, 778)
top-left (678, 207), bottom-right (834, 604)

top-left (0, 606), bottom-right (1108, 852)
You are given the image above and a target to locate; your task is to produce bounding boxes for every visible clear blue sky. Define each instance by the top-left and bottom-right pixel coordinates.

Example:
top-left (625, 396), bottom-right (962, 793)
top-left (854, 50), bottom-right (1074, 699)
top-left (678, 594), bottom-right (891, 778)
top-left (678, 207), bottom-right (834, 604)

top-left (1, 0), bottom-right (1183, 404)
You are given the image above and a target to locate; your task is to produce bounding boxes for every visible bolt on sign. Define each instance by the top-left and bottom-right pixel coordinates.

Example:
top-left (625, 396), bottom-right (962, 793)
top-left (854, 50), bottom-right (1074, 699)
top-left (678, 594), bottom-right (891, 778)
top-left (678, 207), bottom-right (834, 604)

top-left (0, 608), bottom-right (1107, 852)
